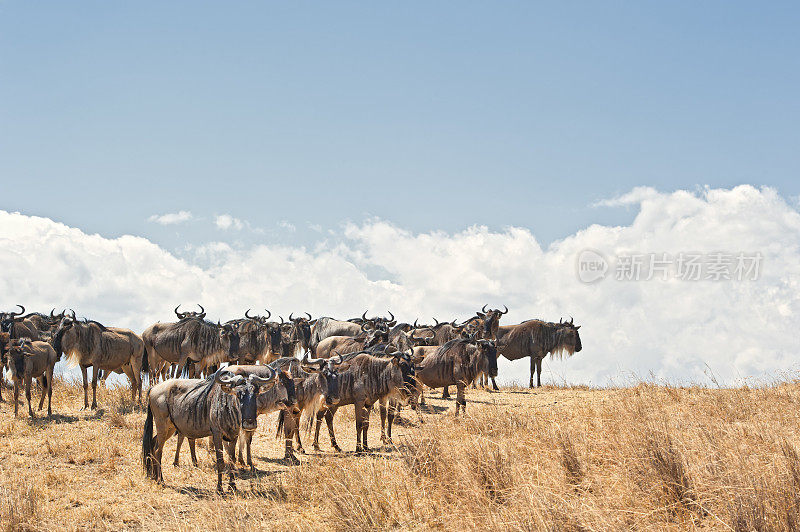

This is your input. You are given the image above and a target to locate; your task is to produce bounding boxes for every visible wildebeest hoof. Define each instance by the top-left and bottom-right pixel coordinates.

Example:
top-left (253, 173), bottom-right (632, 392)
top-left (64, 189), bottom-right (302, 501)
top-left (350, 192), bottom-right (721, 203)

top-left (312, 444), bottom-right (321, 452)
top-left (173, 462), bottom-right (179, 467)
top-left (284, 454), bottom-right (300, 466)
top-left (297, 447), bottom-right (306, 454)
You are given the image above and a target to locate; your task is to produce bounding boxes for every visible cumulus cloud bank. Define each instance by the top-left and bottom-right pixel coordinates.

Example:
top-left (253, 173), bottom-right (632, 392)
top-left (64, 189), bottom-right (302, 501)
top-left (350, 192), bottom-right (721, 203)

top-left (215, 214), bottom-right (244, 231)
top-left (1, 185), bottom-right (798, 386)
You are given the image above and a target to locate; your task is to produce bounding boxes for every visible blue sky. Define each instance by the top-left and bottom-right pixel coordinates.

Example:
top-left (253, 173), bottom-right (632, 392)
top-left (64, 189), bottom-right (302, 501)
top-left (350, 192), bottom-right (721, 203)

top-left (2, 2), bottom-right (798, 252)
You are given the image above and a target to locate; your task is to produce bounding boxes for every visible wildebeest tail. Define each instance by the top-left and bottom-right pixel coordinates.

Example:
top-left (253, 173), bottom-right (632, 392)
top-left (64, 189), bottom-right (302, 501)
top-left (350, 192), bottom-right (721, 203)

top-left (140, 346), bottom-right (149, 376)
top-left (142, 402), bottom-right (155, 478)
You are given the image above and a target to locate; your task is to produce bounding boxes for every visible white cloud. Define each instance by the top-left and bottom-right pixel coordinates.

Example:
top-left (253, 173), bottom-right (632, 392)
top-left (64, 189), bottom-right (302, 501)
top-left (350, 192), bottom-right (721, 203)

top-left (1, 185), bottom-right (799, 386)
top-left (215, 214), bottom-right (244, 231)
top-left (278, 220), bottom-right (296, 232)
top-left (147, 211), bottom-right (193, 225)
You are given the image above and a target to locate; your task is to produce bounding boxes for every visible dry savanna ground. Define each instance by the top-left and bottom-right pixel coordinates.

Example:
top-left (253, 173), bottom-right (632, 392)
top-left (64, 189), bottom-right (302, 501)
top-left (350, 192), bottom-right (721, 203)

top-left (2, 375), bottom-right (800, 531)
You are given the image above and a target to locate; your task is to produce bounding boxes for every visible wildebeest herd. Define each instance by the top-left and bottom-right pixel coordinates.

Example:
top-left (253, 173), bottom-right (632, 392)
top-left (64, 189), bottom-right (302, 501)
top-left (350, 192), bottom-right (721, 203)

top-left (0, 304), bottom-right (582, 492)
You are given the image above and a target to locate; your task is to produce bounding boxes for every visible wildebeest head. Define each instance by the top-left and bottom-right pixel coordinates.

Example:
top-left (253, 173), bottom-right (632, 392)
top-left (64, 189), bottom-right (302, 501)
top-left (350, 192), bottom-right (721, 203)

top-left (477, 339), bottom-right (499, 377)
top-left (0, 305), bottom-right (25, 334)
top-left (6, 338), bottom-right (31, 377)
top-left (218, 321), bottom-right (240, 357)
top-left (175, 304), bottom-right (206, 321)
top-left (364, 326), bottom-right (389, 348)
top-left (302, 353), bottom-right (342, 406)
top-left (51, 310), bottom-right (79, 356)
top-left (276, 369), bottom-right (298, 410)
top-left (476, 304), bottom-right (508, 340)
top-left (264, 322), bottom-right (283, 356)
top-left (391, 350), bottom-right (416, 398)
top-left (557, 317), bottom-right (582, 354)
top-left (288, 312), bottom-right (314, 351)
top-left (217, 368), bottom-right (276, 432)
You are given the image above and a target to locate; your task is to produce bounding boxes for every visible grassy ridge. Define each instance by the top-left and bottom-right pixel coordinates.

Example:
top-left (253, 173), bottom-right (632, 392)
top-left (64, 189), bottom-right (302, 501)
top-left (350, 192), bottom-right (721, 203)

top-left (1, 378), bottom-right (799, 530)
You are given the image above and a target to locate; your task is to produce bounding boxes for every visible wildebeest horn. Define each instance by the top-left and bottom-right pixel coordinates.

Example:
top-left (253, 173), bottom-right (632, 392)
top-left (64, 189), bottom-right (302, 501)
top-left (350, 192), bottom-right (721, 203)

top-left (482, 304), bottom-right (488, 313)
top-left (249, 367), bottom-right (277, 384)
top-left (432, 317), bottom-right (439, 326)
top-left (245, 309), bottom-right (256, 319)
top-left (263, 309), bottom-right (271, 320)
top-left (362, 310), bottom-right (368, 322)
top-left (305, 312), bottom-right (312, 321)
top-left (301, 352), bottom-right (326, 366)
top-left (569, 316), bottom-right (574, 325)
top-left (387, 311), bottom-right (394, 322)
top-left (424, 328), bottom-right (435, 339)
top-left (413, 318), bottom-right (418, 328)
top-left (50, 308), bottom-right (58, 319)
top-left (289, 312), bottom-right (295, 321)
top-left (501, 305), bottom-right (508, 314)
top-left (69, 309), bottom-right (76, 320)
top-left (330, 354), bottom-right (344, 365)
top-left (559, 317), bottom-right (563, 324)
top-left (174, 305), bottom-right (186, 319)
top-left (196, 304), bottom-right (205, 314)
top-left (279, 315), bottom-right (285, 324)
top-left (216, 370), bottom-right (243, 386)
top-left (360, 323), bottom-right (368, 331)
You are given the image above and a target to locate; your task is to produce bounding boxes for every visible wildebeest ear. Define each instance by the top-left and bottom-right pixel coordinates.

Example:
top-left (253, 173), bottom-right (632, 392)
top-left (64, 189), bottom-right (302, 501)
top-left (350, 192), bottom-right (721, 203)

top-left (391, 356), bottom-right (400, 366)
top-left (574, 325), bottom-right (581, 330)
top-left (476, 312), bottom-right (485, 318)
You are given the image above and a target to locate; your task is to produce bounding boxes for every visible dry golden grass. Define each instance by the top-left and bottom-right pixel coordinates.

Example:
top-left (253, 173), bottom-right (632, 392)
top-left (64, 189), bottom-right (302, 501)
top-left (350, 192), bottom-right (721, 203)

top-left (1, 377), bottom-right (800, 530)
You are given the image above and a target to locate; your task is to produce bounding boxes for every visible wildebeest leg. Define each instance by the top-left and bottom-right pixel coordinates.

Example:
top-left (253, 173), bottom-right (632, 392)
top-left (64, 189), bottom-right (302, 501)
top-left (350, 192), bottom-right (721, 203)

top-left (91, 366), bottom-right (99, 409)
top-left (442, 385), bottom-right (451, 398)
top-left (13, 378), bottom-right (20, 417)
top-left (80, 365), bottom-right (90, 409)
top-left (354, 402), bottom-right (365, 453)
top-left (224, 437), bottom-right (237, 466)
top-left (362, 404), bottom-right (372, 452)
top-left (37, 376), bottom-right (47, 410)
top-left (282, 411), bottom-right (299, 464)
top-left (174, 433), bottom-right (185, 466)
top-left (153, 422), bottom-right (176, 484)
top-left (379, 399), bottom-right (388, 444)
top-left (46, 366), bottom-right (54, 416)
top-left (211, 431), bottom-right (226, 493)
top-left (188, 438), bottom-right (198, 467)
top-left (490, 375), bottom-right (499, 391)
top-left (312, 410), bottom-right (324, 451)
top-left (536, 358), bottom-right (542, 388)
top-left (455, 382), bottom-right (466, 416)
top-left (121, 364), bottom-right (138, 404)
top-left (237, 431), bottom-right (253, 468)
top-left (290, 411), bottom-right (304, 453)
top-left (386, 400), bottom-right (396, 444)
top-left (529, 356), bottom-right (535, 388)
top-left (325, 409), bottom-right (341, 452)
top-left (25, 371), bottom-right (34, 417)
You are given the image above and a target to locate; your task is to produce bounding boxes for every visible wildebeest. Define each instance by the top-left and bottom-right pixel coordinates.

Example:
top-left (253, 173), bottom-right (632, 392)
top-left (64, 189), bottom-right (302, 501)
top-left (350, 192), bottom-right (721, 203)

top-left (494, 317), bottom-right (582, 388)
top-left (1, 334), bottom-right (57, 417)
top-left (309, 316), bottom-right (368, 353)
top-left (312, 351), bottom-right (416, 453)
top-left (142, 309), bottom-right (238, 382)
top-left (286, 312), bottom-right (315, 355)
top-left (277, 353), bottom-right (343, 455)
top-left (1, 305), bottom-right (41, 341)
top-left (414, 338), bottom-right (498, 415)
top-left (228, 360), bottom-right (299, 467)
top-left (226, 310), bottom-right (283, 365)
top-left (51, 311), bottom-right (147, 408)
top-left (142, 367), bottom-right (277, 492)
top-left (314, 326), bottom-right (389, 359)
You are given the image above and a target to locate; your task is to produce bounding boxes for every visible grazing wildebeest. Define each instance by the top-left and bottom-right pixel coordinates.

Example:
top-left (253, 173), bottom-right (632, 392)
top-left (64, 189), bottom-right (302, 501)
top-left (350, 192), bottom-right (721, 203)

top-left (414, 338), bottom-right (498, 415)
top-left (315, 326), bottom-right (389, 359)
top-left (2, 335), bottom-right (57, 417)
top-left (52, 311), bottom-right (147, 409)
top-left (142, 367), bottom-right (277, 493)
top-left (277, 353), bottom-right (343, 454)
top-left (493, 318), bottom-right (582, 388)
top-left (142, 309), bottom-right (239, 382)
top-left (312, 351), bottom-right (416, 453)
